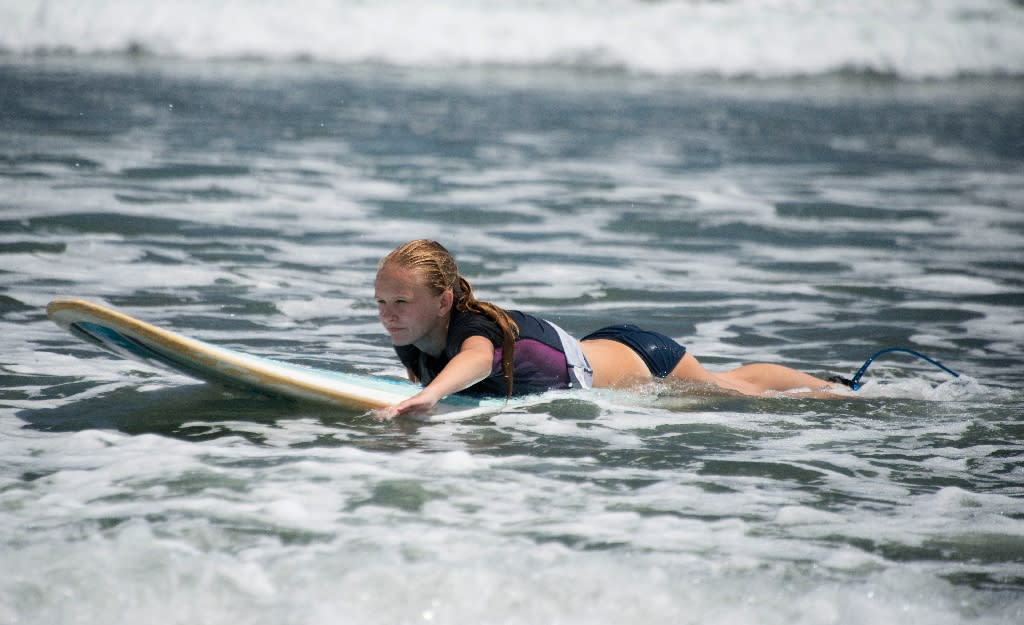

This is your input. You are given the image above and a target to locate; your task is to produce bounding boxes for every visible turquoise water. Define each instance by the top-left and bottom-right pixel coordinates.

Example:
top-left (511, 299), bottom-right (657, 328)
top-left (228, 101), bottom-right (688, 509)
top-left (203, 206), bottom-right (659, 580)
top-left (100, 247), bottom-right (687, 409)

top-left (2, 29), bottom-right (1024, 625)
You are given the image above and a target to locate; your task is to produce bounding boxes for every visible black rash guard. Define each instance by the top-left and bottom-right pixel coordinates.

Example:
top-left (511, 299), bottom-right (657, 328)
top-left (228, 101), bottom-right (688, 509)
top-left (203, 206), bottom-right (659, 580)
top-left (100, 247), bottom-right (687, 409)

top-left (394, 309), bottom-right (569, 397)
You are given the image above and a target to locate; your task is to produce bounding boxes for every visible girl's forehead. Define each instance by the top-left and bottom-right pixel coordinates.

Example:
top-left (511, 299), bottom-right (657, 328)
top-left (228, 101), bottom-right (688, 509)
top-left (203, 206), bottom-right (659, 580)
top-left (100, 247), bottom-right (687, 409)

top-left (375, 265), bottom-right (428, 291)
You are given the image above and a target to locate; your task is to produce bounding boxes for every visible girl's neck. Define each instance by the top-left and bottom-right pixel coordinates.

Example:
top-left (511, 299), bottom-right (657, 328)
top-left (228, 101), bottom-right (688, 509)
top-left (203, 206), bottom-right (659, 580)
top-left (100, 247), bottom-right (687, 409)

top-left (414, 313), bottom-right (451, 357)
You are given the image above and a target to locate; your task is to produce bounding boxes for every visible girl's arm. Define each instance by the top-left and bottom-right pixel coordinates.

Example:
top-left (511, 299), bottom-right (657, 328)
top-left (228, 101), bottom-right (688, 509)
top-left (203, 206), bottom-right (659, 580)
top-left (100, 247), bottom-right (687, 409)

top-left (385, 335), bottom-right (495, 418)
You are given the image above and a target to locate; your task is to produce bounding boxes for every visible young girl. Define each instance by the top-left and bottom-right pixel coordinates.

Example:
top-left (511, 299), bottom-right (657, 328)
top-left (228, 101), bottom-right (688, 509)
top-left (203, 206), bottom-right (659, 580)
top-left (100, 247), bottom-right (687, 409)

top-left (375, 239), bottom-right (839, 418)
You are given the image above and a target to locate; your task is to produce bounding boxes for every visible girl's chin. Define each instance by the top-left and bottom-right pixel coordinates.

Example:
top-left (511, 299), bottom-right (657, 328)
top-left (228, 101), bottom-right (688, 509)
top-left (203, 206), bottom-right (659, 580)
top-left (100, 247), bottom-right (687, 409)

top-left (388, 332), bottom-right (412, 346)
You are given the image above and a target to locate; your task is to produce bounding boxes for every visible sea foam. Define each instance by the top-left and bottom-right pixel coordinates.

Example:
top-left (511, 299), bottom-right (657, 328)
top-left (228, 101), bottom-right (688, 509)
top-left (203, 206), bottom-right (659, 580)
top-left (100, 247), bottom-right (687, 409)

top-left (2, 0), bottom-right (1022, 79)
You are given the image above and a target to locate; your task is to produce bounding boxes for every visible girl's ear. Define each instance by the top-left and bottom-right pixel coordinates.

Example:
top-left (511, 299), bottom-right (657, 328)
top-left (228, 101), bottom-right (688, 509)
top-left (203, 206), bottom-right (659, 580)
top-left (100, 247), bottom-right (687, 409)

top-left (438, 289), bottom-right (454, 316)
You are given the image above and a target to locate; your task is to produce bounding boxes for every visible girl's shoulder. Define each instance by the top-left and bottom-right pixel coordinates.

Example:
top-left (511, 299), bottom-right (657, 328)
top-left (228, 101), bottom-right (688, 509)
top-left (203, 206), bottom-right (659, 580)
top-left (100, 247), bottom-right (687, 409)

top-left (449, 309), bottom-right (504, 349)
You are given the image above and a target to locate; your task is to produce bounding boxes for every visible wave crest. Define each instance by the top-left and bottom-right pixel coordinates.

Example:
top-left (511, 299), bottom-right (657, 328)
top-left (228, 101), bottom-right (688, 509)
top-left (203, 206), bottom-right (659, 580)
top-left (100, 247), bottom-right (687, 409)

top-left (3, 0), bottom-right (1023, 79)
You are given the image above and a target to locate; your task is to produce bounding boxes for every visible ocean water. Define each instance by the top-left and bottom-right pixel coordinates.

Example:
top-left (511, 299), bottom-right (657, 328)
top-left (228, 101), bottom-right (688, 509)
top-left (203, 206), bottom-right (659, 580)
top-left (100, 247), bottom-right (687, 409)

top-left (2, 1), bottom-right (1024, 623)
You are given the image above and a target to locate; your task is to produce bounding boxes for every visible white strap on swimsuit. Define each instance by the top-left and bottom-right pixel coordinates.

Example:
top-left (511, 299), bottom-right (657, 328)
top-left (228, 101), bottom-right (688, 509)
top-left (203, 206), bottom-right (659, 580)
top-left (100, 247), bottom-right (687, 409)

top-left (546, 320), bottom-right (594, 390)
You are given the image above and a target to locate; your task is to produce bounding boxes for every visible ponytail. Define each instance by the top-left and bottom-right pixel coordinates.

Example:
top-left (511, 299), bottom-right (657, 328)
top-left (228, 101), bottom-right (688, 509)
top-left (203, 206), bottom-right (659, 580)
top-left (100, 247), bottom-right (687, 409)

top-left (380, 240), bottom-right (520, 398)
top-left (454, 275), bottom-right (519, 398)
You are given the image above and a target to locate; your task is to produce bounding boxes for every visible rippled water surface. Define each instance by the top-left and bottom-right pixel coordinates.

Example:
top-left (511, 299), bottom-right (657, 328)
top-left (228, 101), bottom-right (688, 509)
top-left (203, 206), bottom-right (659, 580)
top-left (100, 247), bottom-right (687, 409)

top-left (1, 57), bottom-right (1023, 624)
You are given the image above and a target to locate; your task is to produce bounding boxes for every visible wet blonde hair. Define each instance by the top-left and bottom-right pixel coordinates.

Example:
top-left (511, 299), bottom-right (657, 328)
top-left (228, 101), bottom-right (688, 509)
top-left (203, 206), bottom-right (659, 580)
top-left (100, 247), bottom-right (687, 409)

top-left (379, 239), bottom-right (520, 398)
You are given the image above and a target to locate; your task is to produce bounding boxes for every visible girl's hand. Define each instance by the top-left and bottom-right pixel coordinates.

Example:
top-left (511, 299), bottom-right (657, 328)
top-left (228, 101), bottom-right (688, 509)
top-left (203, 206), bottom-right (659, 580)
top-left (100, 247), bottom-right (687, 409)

top-left (375, 389), bottom-right (441, 420)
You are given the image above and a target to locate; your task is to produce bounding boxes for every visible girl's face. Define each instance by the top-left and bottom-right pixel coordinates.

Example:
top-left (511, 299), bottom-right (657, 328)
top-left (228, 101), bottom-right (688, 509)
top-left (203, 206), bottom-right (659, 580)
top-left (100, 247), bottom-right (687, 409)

top-left (374, 264), bottom-right (452, 354)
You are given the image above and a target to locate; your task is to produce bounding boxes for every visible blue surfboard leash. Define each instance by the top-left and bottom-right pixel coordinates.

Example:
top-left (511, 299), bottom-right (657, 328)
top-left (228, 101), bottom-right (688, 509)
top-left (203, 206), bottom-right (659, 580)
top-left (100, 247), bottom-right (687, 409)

top-left (828, 347), bottom-right (961, 391)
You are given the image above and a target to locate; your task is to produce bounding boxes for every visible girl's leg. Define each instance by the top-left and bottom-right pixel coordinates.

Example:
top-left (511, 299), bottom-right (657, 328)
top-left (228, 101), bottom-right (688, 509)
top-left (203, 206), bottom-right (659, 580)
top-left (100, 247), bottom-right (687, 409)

top-left (715, 363), bottom-right (833, 393)
top-left (583, 339), bottom-right (839, 396)
top-left (668, 352), bottom-right (759, 394)
top-left (669, 353), bottom-right (834, 395)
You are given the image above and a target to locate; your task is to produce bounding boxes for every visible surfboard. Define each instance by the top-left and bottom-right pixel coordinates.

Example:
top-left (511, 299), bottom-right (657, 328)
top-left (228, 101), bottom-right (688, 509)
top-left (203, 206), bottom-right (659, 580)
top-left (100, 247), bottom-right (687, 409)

top-left (46, 298), bottom-right (503, 420)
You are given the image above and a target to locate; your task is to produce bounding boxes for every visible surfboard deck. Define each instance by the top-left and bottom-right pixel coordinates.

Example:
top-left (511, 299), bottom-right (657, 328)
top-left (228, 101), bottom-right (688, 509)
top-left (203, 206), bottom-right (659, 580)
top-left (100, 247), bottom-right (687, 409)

top-left (46, 298), bottom-right (504, 421)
